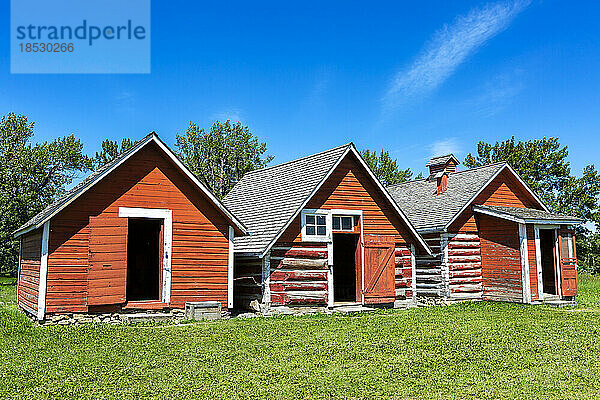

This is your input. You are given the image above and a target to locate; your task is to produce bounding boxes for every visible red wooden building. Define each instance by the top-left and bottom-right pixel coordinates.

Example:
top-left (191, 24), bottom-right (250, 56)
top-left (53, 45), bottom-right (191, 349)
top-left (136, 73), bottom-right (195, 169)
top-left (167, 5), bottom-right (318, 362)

top-left (387, 155), bottom-right (583, 304)
top-left (14, 133), bottom-right (247, 320)
top-left (223, 143), bottom-right (431, 308)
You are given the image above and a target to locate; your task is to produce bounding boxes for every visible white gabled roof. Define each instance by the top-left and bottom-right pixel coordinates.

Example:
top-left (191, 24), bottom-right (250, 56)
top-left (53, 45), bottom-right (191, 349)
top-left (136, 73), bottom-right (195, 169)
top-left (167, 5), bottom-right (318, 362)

top-left (14, 133), bottom-right (248, 237)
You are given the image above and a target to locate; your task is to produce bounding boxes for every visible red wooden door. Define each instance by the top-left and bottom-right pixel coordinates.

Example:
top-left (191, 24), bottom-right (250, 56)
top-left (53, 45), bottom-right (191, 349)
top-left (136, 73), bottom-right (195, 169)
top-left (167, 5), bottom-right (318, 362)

top-left (362, 235), bottom-right (395, 304)
top-left (558, 228), bottom-right (578, 296)
top-left (87, 216), bottom-right (128, 305)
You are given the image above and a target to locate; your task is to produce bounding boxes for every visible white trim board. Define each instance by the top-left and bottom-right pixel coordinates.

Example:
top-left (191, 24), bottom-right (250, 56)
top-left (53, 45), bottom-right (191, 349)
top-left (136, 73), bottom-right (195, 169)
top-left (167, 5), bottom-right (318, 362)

top-left (37, 221), bottom-right (50, 320)
top-left (14, 133), bottom-right (247, 238)
top-left (228, 226), bottom-right (235, 309)
top-left (518, 223), bottom-right (531, 304)
top-left (473, 206), bottom-right (582, 226)
top-left (119, 207), bottom-right (173, 304)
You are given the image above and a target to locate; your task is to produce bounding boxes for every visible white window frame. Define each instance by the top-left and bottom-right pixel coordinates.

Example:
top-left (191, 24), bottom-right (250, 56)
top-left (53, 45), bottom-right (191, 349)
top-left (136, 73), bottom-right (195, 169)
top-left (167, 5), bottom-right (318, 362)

top-left (119, 207), bottom-right (173, 304)
top-left (301, 209), bottom-right (332, 242)
top-left (332, 215), bottom-right (354, 232)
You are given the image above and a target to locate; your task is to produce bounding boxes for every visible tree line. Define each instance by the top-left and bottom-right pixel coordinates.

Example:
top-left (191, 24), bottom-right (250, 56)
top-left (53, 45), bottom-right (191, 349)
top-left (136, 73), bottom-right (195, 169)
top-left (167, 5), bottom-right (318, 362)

top-left (1, 112), bottom-right (598, 276)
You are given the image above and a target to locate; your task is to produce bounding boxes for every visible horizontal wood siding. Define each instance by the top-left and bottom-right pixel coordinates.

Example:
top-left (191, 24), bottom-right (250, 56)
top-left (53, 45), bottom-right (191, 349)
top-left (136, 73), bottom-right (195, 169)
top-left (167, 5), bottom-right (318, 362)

top-left (18, 229), bottom-right (43, 316)
top-left (451, 169), bottom-right (541, 233)
top-left (478, 214), bottom-right (523, 302)
top-left (526, 225), bottom-right (539, 301)
top-left (447, 233), bottom-right (483, 300)
top-left (46, 143), bottom-right (230, 313)
top-left (273, 153), bottom-right (417, 306)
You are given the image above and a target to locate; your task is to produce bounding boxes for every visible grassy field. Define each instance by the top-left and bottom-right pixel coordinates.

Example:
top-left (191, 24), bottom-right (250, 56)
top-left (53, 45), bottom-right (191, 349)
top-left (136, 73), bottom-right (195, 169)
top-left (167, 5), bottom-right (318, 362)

top-left (1, 275), bottom-right (600, 399)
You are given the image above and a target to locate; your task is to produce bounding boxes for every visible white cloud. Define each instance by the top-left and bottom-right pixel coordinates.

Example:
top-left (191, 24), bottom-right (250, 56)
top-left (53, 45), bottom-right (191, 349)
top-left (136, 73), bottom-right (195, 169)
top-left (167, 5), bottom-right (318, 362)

top-left (428, 137), bottom-right (462, 158)
top-left (383, 0), bottom-right (531, 113)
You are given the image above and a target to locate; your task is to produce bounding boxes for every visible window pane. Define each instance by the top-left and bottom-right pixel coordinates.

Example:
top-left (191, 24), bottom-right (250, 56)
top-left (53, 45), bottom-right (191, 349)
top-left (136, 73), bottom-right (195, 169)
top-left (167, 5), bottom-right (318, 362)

top-left (342, 217), bottom-right (352, 230)
top-left (306, 226), bottom-right (315, 235)
top-left (317, 225), bottom-right (326, 236)
top-left (332, 217), bottom-right (340, 230)
top-left (306, 215), bottom-right (315, 225)
top-left (316, 215), bottom-right (326, 225)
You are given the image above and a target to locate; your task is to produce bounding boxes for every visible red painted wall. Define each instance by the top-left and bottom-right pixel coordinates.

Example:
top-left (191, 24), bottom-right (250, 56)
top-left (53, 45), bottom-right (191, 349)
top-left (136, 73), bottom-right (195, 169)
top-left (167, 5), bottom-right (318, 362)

top-left (18, 229), bottom-right (43, 316)
top-left (44, 142), bottom-right (231, 314)
top-left (478, 214), bottom-right (522, 302)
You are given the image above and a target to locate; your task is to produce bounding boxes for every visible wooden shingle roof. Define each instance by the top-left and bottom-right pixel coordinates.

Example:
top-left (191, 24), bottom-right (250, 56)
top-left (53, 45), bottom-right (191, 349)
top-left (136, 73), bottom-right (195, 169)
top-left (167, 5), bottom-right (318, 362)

top-left (387, 162), bottom-right (508, 231)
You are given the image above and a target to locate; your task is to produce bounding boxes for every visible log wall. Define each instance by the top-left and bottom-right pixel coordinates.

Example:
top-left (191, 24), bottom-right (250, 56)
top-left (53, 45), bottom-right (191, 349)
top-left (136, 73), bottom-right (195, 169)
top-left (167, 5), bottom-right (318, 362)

top-left (447, 233), bottom-right (482, 300)
top-left (45, 142), bottom-right (231, 314)
top-left (233, 254), bottom-right (263, 308)
top-left (414, 233), bottom-right (444, 297)
top-left (269, 243), bottom-right (329, 306)
top-left (18, 229), bottom-right (43, 316)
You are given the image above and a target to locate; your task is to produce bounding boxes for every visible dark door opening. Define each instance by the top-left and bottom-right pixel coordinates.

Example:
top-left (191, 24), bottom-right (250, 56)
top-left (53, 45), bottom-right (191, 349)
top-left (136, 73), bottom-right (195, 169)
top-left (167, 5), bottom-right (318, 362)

top-left (539, 229), bottom-right (556, 295)
top-left (333, 233), bottom-right (359, 303)
top-left (127, 218), bottom-right (162, 301)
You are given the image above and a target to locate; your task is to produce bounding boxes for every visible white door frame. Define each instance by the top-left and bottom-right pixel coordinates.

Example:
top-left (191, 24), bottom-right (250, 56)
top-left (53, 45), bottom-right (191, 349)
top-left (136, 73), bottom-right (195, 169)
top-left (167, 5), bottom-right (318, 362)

top-left (119, 207), bottom-right (173, 304)
top-left (314, 209), bottom-right (363, 307)
top-left (534, 225), bottom-right (561, 298)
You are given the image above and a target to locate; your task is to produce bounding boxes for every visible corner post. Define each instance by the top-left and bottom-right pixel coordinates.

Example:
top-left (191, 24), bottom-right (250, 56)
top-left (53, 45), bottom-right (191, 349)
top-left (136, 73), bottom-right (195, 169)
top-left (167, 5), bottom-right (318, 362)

top-left (37, 221), bottom-right (50, 321)
top-left (518, 223), bottom-right (531, 304)
top-left (227, 226), bottom-right (234, 309)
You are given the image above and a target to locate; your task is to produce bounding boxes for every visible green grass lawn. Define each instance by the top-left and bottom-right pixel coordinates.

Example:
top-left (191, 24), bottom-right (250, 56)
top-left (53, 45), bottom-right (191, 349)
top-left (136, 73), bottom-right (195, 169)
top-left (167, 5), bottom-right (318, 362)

top-left (2, 276), bottom-right (600, 399)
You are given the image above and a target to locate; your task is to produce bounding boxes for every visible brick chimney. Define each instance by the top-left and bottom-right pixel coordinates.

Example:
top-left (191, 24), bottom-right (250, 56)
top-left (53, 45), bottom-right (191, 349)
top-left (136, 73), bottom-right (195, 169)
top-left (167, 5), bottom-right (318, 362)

top-left (426, 154), bottom-right (459, 195)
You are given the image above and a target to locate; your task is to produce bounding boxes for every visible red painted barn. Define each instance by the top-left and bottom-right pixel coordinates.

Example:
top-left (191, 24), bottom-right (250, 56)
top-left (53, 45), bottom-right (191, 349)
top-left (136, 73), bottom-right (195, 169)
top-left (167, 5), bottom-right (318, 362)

top-left (14, 133), bottom-right (247, 320)
top-left (388, 155), bottom-right (583, 304)
top-left (223, 143), bottom-right (431, 309)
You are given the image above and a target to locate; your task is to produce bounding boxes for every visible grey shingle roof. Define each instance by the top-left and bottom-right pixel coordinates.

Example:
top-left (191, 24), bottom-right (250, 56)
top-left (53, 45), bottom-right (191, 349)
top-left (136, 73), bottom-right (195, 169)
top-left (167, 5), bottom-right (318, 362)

top-left (387, 162), bottom-right (506, 231)
top-left (426, 154), bottom-right (459, 167)
top-left (474, 205), bottom-right (583, 224)
top-left (223, 144), bottom-right (351, 254)
top-left (15, 133), bottom-right (247, 236)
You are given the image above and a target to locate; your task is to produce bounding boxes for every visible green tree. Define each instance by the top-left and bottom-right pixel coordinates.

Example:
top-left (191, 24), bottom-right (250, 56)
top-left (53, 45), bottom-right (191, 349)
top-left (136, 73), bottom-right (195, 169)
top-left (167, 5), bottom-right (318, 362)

top-left (92, 138), bottom-right (136, 169)
top-left (361, 149), bottom-right (413, 186)
top-left (464, 136), bottom-right (600, 272)
top-left (175, 120), bottom-right (273, 198)
top-left (0, 113), bottom-right (91, 275)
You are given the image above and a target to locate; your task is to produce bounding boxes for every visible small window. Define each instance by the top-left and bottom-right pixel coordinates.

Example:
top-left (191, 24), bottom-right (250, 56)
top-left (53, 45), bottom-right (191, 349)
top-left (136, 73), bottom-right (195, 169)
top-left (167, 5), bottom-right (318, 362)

top-left (332, 215), bottom-right (353, 231)
top-left (306, 214), bottom-right (327, 236)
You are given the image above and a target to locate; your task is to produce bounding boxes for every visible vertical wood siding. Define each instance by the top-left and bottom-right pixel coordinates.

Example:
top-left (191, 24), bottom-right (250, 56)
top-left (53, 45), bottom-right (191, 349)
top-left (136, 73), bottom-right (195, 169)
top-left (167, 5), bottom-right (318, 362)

top-left (271, 153), bottom-right (416, 306)
top-left (18, 229), bottom-right (43, 316)
top-left (526, 225), bottom-right (539, 301)
top-left (45, 143), bottom-right (230, 313)
top-left (478, 214), bottom-right (523, 302)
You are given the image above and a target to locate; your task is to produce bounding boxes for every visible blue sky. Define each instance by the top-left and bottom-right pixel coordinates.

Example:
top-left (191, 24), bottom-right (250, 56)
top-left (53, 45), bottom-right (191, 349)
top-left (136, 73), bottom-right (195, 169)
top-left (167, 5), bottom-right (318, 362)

top-left (2, 0), bottom-right (599, 178)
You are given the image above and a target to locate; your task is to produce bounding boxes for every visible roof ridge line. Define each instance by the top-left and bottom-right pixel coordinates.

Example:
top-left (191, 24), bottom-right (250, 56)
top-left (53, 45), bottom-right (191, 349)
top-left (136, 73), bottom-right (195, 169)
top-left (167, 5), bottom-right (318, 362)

top-left (243, 143), bottom-right (353, 176)
top-left (387, 161), bottom-right (508, 189)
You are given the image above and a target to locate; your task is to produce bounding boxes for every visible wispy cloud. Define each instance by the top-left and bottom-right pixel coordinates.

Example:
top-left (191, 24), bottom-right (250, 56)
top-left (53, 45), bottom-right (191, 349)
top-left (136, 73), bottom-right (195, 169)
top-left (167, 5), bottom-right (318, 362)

top-left (212, 108), bottom-right (243, 122)
top-left (383, 0), bottom-right (531, 114)
top-left (115, 90), bottom-right (135, 113)
top-left (428, 137), bottom-right (462, 158)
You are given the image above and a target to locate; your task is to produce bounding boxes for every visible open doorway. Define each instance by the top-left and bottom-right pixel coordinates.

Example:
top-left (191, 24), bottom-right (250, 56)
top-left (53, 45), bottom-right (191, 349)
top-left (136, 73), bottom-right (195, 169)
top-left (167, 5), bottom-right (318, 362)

top-left (539, 229), bottom-right (557, 295)
top-left (127, 218), bottom-right (162, 301)
top-left (333, 233), bottom-right (359, 303)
